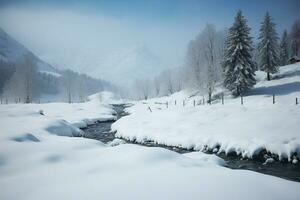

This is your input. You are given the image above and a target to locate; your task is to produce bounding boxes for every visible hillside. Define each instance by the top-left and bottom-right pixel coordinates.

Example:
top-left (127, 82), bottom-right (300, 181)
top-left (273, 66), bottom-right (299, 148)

top-left (0, 28), bottom-right (117, 102)
top-left (112, 62), bottom-right (300, 162)
top-left (0, 28), bottom-right (60, 75)
top-left (0, 28), bottom-right (61, 95)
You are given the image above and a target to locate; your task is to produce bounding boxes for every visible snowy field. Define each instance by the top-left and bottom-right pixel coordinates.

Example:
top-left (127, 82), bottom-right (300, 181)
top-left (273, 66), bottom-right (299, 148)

top-left (1, 91), bottom-right (300, 199)
top-left (112, 63), bottom-right (300, 162)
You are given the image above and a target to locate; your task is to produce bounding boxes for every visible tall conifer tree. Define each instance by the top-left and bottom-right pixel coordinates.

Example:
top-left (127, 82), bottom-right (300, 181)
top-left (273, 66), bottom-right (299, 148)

top-left (223, 10), bottom-right (256, 96)
top-left (279, 30), bottom-right (289, 66)
top-left (258, 12), bottom-right (280, 80)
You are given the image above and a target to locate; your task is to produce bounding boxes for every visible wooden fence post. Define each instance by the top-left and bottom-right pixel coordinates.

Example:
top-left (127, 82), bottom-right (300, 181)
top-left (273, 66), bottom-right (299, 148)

top-left (183, 100), bottom-right (185, 107)
top-left (241, 95), bottom-right (243, 105)
top-left (175, 100), bottom-right (176, 106)
top-left (296, 97), bottom-right (298, 105)
top-left (273, 94), bottom-right (275, 104)
top-left (193, 100), bottom-right (195, 107)
top-left (166, 101), bottom-right (168, 108)
top-left (221, 93), bottom-right (224, 105)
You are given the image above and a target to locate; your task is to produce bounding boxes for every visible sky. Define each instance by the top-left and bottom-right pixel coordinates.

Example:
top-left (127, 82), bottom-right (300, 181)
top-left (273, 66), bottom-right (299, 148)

top-left (0, 0), bottom-right (299, 86)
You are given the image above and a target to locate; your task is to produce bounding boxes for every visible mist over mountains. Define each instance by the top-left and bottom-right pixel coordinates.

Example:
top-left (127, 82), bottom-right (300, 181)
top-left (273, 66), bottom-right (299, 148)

top-left (0, 28), bottom-right (118, 102)
top-left (42, 44), bottom-right (164, 87)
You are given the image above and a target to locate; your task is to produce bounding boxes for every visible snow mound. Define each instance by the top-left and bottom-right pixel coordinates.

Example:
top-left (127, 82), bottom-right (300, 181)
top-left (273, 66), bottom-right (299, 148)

top-left (108, 138), bottom-right (127, 146)
top-left (11, 133), bottom-right (40, 142)
top-left (46, 120), bottom-right (83, 137)
top-left (184, 152), bottom-right (226, 166)
top-left (88, 91), bottom-right (124, 105)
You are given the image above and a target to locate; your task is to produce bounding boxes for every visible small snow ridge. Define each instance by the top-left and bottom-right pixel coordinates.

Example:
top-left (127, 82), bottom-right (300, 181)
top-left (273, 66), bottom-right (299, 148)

top-left (184, 152), bottom-right (226, 166)
top-left (44, 154), bottom-right (63, 163)
top-left (108, 138), bottom-right (126, 146)
top-left (12, 133), bottom-right (40, 142)
top-left (46, 120), bottom-right (83, 137)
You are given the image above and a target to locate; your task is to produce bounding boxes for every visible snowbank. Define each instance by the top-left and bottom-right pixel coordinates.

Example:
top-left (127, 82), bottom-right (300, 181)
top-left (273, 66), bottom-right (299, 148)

top-left (0, 92), bottom-right (117, 139)
top-left (112, 63), bottom-right (300, 161)
top-left (1, 142), bottom-right (300, 200)
top-left (1, 91), bottom-right (300, 199)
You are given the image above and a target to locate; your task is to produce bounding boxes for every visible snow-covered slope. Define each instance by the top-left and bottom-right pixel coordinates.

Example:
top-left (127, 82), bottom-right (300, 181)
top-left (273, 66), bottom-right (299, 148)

top-left (0, 28), bottom-right (60, 76)
top-left (0, 27), bottom-right (28, 63)
top-left (1, 91), bottom-right (300, 200)
top-left (112, 62), bottom-right (300, 162)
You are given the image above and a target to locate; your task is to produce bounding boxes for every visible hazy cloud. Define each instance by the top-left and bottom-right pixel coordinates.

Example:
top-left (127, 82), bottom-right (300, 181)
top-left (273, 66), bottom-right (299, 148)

top-left (0, 6), bottom-right (195, 85)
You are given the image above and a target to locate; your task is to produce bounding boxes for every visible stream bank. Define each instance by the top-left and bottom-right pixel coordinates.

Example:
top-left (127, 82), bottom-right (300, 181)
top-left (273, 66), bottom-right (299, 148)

top-left (81, 104), bottom-right (300, 182)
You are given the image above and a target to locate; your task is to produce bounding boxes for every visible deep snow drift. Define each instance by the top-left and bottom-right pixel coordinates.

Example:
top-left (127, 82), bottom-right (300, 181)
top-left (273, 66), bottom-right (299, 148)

top-left (112, 63), bottom-right (300, 162)
top-left (1, 91), bottom-right (300, 200)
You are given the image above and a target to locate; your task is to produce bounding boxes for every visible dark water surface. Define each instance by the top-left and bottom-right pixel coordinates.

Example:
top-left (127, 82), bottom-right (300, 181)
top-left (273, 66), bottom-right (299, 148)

top-left (81, 104), bottom-right (300, 182)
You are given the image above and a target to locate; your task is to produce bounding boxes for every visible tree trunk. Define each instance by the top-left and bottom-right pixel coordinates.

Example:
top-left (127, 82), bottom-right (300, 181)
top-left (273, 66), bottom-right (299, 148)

top-left (208, 87), bottom-right (212, 104)
top-left (267, 72), bottom-right (271, 81)
top-left (236, 86), bottom-right (240, 97)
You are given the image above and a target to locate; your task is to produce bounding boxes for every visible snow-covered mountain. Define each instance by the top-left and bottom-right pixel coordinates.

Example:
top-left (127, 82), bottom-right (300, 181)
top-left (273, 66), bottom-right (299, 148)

top-left (41, 44), bottom-right (165, 88)
top-left (0, 28), bottom-right (119, 101)
top-left (99, 45), bottom-right (163, 86)
top-left (0, 27), bottom-right (60, 76)
top-left (1, 25), bottom-right (165, 88)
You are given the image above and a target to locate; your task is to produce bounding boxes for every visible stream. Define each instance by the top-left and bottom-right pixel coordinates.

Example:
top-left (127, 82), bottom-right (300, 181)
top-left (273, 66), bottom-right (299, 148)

top-left (81, 104), bottom-right (300, 182)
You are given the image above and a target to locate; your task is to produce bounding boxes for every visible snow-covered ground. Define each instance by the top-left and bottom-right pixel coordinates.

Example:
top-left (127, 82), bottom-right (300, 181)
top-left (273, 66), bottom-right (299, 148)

top-left (1, 91), bottom-right (300, 200)
top-left (112, 63), bottom-right (300, 162)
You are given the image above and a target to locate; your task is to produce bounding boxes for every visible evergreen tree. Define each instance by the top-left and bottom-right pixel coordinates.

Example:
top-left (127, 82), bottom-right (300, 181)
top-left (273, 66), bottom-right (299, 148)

top-left (279, 29), bottom-right (289, 66)
top-left (223, 10), bottom-right (256, 96)
top-left (290, 20), bottom-right (300, 56)
top-left (258, 12), bottom-right (280, 81)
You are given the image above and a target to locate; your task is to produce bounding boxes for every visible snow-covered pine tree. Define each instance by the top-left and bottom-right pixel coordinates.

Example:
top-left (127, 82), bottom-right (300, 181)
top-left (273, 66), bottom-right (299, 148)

top-left (223, 10), bottom-right (256, 96)
top-left (258, 12), bottom-right (280, 81)
top-left (279, 30), bottom-right (289, 66)
top-left (290, 20), bottom-right (300, 56)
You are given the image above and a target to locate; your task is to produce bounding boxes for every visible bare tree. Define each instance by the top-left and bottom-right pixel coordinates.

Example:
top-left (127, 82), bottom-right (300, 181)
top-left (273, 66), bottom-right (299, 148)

top-left (203, 24), bottom-right (217, 103)
top-left (24, 55), bottom-right (36, 103)
top-left (141, 79), bottom-right (150, 100)
top-left (133, 79), bottom-right (151, 100)
top-left (153, 77), bottom-right (160, 96)
top-left (3, 54), bottom-right (36, 103)
top-left (185, 40), bottom-right (203, 90)
top-left (185, 24), bottom-right (225, 101)
top-left (64, 70), bottom-right (73, 103)
top-left (164, 69), bottom-right (174, 95)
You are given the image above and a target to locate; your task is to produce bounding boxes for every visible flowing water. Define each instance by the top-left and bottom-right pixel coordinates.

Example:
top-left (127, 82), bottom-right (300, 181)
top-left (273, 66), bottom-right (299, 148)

top-left (81, 104), bottom-right (300, 182)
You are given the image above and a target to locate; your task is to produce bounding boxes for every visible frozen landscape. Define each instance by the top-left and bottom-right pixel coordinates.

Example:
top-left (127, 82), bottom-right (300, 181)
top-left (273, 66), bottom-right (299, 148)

top-left (113, 63), bottom-right (300, 162)
top-left (1, 91), bottom-right (300, 200)
top-left (1, 0), bottom-right (300, 200)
